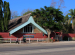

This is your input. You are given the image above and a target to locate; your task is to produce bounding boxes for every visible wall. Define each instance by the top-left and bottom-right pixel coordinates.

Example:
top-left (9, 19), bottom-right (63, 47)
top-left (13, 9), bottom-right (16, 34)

top-left (62, 33), bottom-right (75, 38)
top-left (0, 32), bottom-right (47, 38)
top-left (11, 33), bottom-right (47, 38)
top-left (2, 32), bottom-right (73, 39)
top-left (0, 32), bottom-right (10, 38)
top-left (0, 32), bottom-right (61, 39)
top-left (34, 28), bottom-right (41, 33)
top-left (14, 25), bottom-right (42, 33)
top-left (15, 28), bottom-right (23, 33)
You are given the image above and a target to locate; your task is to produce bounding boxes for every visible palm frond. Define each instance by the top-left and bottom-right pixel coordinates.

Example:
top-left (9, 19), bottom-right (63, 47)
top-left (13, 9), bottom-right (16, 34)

top-left (74, 9), bottom-right (75, 15)
top-left (68, 17), bottom-right (72, 25)
top-left (69, 9), bottom-right (73, 15)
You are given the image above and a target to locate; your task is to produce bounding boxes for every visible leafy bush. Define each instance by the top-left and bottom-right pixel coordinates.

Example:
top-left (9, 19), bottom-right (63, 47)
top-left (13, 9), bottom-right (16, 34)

top-left (63, 36), bottom-right (68, 41)
top-left (50, 38), bottom-right (53, 42)
top-left (72, 37), bottom-right (75, 41)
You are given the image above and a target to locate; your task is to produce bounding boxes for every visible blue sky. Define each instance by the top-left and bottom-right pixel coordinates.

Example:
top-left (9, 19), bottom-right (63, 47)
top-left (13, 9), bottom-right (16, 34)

top-left (2, 0), bottom-right (75, 16)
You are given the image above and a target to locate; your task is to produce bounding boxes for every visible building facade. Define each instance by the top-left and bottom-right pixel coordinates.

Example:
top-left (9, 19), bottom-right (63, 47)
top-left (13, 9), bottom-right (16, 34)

top-left (0, 13), bottom-right (48, 39)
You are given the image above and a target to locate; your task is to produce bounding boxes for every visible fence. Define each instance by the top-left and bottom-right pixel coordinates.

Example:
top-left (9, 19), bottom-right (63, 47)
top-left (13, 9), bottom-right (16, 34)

top-left (0, 38), bottom-right (47, 44)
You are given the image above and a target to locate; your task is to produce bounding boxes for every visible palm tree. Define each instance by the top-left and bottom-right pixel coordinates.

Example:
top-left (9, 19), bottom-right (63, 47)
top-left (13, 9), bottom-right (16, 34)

top-left (68, 9), bottom-right (75, 33)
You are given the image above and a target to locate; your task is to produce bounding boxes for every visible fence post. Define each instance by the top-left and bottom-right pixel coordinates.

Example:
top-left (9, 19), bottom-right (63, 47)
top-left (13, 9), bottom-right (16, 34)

top-left (29, 38), bottom-right (30, 43)
top-left (37, 38), bottom-right (38, 43)
top-left (10, 38), bottom-right (11, 43)
top-left (20, 38), bottom-right (21, 44)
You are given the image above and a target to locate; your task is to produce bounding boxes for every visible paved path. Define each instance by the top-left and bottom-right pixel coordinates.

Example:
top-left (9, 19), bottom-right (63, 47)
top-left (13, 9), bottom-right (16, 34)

top-left (0, 41), bottom-right (75, 55)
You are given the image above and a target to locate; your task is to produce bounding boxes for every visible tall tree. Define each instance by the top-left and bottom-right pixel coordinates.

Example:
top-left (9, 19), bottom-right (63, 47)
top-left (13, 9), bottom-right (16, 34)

top-left (4, 1), bottom-right (11, 31)
top-left (68, 9), bottom-right (75, 33)
top-left (0, 0), bottom-right (3, 32)
top-left (31, 6), bottom-right (64, 42)
top-left (31, 6), bottom-right (63, 29)
top-left (62, 15), bottom-right (73, 33)
top-left (0, 0), bottom-right (11, 32)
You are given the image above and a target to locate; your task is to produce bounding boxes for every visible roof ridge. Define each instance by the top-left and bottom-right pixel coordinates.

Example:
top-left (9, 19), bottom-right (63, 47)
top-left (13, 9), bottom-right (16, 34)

top-left (10, 13), bottom-right (31, 21)
top-left (8, 13), bottom-right (31, 31)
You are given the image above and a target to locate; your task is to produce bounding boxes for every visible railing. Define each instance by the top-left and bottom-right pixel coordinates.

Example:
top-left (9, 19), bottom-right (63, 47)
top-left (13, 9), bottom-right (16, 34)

top-left (0, 38), bottom-right (46, 44)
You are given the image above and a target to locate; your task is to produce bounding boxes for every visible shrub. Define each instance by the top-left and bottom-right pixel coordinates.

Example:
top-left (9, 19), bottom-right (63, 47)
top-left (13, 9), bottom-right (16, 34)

top-left (63, 36), bottom-right (68, 41)
top-left (0, 35), bottom-right (3, 43)
top-left (72, 37), bottom-right (75, 41)
top-left (50, 38), bottom-right (53, 42)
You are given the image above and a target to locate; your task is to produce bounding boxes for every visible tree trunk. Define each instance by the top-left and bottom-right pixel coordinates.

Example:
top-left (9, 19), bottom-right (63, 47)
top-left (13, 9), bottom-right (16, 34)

top-left (46, 29), bottom-right (51, 42)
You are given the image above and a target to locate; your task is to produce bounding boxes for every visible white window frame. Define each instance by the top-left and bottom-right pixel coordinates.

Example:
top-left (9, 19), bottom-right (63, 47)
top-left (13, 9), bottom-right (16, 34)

top-left (23, 24), bottom-right (33, 33)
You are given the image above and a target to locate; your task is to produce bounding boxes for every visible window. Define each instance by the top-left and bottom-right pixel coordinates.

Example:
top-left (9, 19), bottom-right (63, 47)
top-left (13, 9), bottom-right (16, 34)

top-left (24, 24), bottom-right (32, 33)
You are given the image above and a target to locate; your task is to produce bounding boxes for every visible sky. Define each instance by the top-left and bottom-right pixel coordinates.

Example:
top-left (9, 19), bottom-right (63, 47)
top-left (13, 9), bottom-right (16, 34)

top-left (2, 0), bottom-right (75, 16)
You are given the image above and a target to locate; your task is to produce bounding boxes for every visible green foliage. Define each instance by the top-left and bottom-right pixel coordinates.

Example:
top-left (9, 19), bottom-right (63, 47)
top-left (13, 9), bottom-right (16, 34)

top-left (50, 38), bottom-right (53, 42)
top-left (62, 14), bottom-right (73, 33)
top-left (31, 6), bottom-right (64, 31)
top-left (0, 0), bottom-right (10, 32)
top-left (52, 22), bottom-right (63, 31)
top-left (72, 37), bottom-right (75, 41)
top-left (68, 9), bottom-right (75, 32)
top-left (63, 23), bottom-right (73, 33)
top-left (63, 15), bottom-right (69, 24)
